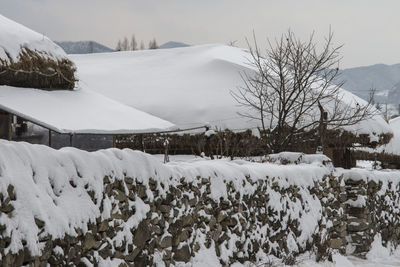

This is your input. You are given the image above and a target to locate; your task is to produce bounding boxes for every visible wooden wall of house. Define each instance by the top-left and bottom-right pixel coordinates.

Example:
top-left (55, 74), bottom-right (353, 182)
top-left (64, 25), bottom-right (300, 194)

top-left (0, 110), bottom-right (11, 140)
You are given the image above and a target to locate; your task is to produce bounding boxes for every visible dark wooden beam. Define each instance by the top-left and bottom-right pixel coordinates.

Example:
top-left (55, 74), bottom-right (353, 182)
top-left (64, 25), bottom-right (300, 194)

top-left (48, 129), bottom-right (52, 147)
top-left (113, 135), bottom-right (117, 148)
top-left (8, 113), bottom-right (12, 141)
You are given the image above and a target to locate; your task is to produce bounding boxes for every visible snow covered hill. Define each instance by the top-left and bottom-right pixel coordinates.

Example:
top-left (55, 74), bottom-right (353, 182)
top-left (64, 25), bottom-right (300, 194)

top-left (159, 41), bottom-right (190, 49)
top-left (55, 41), bottom-right (114, 54)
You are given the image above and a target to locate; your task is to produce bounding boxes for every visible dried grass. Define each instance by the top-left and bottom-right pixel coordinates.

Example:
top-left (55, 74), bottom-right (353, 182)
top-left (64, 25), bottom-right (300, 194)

top-left (0, 47), bottom-right (76, 90)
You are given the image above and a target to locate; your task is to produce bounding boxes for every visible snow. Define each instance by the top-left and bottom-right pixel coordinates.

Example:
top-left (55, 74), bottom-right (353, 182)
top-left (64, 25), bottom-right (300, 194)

top-left (71, 44), bottom-right (391, 138)
top-left (377, 116), bottom-right (400, 155)
top-left (355, 115), bottom-right (400, 156)
top-left (345, 195), bottom-right (367, 208)
top-left (0, 14), bottom-right (66, 62)
top-left (334, 89), bottom-right (391, 136)
top-left (205, 129), bottom-right (216, 137)
top-left (71, 44), bottom-right (253, 131)
top-left (0, 85), bottom-right (174, 134)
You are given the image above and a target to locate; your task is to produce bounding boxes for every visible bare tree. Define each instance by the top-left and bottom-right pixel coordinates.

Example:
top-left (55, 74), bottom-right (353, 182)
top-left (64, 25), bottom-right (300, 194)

top-left (227, 40), bottom-right (238, 47)
top-left (232, 30), bottom-right (375, 153)
top-left (116, 40), bottom-right (122, 51)
top-left (121, 37), bottom-right (129, 51)
top-left (140, 41), bottom-right (145, 50)
top-left (130, 35), bottom-right (138, 51)
top-left (148, 38), bottom-right (158, 49)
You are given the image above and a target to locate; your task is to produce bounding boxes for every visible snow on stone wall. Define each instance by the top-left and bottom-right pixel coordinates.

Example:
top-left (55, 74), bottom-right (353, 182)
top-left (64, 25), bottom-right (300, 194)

top-left (0, 140), bottom-right (399, 266)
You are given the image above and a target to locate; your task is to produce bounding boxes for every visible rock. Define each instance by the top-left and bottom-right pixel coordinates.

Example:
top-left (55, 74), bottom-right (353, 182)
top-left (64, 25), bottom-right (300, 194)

top-left (133, 221), bottom-right (151, 248)
top-left (168, 220), bottom-right (183, 235)
top-left (217, 212), bottom-right (227, 223)
top-left (160, 205), bottom-right (171, 214)
top-left (34, 217), bottom-right (45, 229)
top-left (173, 244), bottom-right (191, 263)
top-left (98, 220), bottom-right (109, 232)
top-left (7, 184), bottom-right (16, 201)
top-left (114, 189), bottom-right (127, 202)
top-left (209, 216), bottom-right (217, 229)
top-left (125, 177), bottom-right (134, 184)
top-left (83, 233), bottom-right (97, 251)
top-left (160, 236), bottom-right (172, 248)
top-left (182, 215), bottom-right (194, 227)
top-left (99, 246), bottom-right (113, 259)
top-left (125, 247), bottom-right (141, 262)
top-left (137, 184), bottom-right (147, 199)
top-left (329, 238), bottom-right (343, 249)
top-left (39, 241), bottom-right (53, 262)
top-left (193, 242), bottom-right (201, 253)
top-left (178, 229), bottom-right (190, 242)
top-left (347, 221), bottom-right (369, 232)
top-left (0, 201), bottom-right (14, 213)
top-left (134, 255), bottom-right (150, 266)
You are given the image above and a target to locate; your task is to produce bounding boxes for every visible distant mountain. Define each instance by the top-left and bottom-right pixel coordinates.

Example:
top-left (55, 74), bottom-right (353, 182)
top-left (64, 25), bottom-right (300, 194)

top-left (159, 41), bottom-right (190, 49)
top-left (335, 63), bottom-right (400, 103)
top-left (55, 41), bottom-right (114, 54)
top-left (388, 81), bottom-right (400, 105)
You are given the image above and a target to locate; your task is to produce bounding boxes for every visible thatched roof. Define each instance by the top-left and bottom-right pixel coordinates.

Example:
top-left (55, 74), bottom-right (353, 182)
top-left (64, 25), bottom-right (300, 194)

top-left (0, 14), bottom-right (76, 90)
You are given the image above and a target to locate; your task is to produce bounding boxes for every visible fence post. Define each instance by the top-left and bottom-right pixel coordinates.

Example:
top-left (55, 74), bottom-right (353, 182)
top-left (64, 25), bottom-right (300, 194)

top-left (164, 138), bottom-right (169, 163)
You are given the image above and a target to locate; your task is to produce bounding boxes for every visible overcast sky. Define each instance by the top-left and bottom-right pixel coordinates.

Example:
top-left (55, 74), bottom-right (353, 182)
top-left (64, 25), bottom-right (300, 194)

top-left (1, 0), bottom-right (399, 68)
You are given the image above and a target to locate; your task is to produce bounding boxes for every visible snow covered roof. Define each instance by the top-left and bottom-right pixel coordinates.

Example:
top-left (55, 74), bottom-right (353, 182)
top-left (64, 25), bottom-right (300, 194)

top-left (71, 44), bottom-right (391, 137)
top-left (0, 14), bottom-right (66, 63)
top-left (0, 86), bottom-right (174, 134)
top-left (379, 117), bottom-right (400, 155)
top-left (72, 44), bottom-right (254, 130)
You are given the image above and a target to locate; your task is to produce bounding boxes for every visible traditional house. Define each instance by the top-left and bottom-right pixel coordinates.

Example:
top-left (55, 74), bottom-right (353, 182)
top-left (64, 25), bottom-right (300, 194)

top-left (0, 14), bottom-right (173, 149)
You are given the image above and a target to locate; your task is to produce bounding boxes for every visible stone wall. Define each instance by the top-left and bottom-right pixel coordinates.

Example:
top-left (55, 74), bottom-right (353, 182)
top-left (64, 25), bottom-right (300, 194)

top-left (0, 145), bottom-right (400, 266)
top-left (0, 171), bottom-right (345, 266)
top-left (343, 170), bottom-right (400, 257)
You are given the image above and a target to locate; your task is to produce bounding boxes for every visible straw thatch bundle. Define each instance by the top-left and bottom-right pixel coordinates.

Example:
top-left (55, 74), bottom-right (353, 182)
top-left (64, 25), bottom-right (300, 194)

top-left (0, 47), bottom-right (76, 90)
